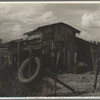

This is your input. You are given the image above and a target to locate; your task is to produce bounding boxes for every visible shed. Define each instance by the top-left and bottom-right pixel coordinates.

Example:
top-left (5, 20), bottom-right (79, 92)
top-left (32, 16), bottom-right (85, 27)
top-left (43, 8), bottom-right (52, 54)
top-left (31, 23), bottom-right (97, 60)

top-left (24, 22), bottom-right (80, 73)
top-left (75, 37), bottom-right (98, 73)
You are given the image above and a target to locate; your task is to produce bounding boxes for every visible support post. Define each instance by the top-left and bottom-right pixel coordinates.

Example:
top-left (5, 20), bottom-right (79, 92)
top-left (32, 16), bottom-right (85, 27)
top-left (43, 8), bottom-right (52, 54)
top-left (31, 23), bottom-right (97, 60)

top-left (29, 46), bottom-right (32, 78)
top-left (46, 71), bottom-right (77, 94)
top-left (91, 47), bottom-right (95, 71)
top-left (17, 42), bottom-right (20, 69)
top-left (54, 51), bottom-right (59, 95)
top-left (93, 59), bottom-right (100, 92)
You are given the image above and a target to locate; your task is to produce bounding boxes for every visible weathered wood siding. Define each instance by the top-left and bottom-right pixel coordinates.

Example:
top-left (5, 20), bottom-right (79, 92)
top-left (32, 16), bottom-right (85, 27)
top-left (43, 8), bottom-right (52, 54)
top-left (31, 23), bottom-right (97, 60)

top-left (75, 37), bottom-right (94, 73)
top-left (26, 23), bottom-right (79, 73)
top-left (37, 24), bottom-right (76, 72)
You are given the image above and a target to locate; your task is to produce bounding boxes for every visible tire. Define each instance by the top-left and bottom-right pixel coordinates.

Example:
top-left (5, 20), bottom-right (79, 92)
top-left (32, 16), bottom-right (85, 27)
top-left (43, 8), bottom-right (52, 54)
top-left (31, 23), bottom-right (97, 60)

top-left (18, 57), bottom-right (41, 84)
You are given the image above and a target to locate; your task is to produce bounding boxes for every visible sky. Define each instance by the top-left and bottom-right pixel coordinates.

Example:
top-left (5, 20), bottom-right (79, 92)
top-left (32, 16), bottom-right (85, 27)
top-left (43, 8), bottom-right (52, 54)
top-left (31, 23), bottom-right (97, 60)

top-left (0, 2), bottom-right (100, 43)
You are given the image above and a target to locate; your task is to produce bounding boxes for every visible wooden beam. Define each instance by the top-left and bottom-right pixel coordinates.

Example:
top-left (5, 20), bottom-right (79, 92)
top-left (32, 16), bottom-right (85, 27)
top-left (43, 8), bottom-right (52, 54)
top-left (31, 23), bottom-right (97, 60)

top-left (91, 47), bottom-right (95, 71)
top-left (51, 76), bottom-right (77, 94)
top-left (17, 42), bottom-right (20, 68)
top-left (93, 59), bottom-right (100, 92)
top-left (46, 71), bottom-right (77, 94)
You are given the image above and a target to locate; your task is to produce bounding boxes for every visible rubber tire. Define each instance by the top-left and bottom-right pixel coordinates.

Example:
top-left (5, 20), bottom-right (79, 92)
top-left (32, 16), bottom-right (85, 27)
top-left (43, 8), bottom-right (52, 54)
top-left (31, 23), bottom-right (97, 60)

top-left (18, 57), bottom-right (41, 84)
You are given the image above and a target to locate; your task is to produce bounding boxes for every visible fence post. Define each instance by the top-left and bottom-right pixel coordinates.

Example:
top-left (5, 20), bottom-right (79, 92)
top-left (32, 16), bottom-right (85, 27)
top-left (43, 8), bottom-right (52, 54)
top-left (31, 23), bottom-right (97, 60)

top-left (93, 58), bottom-right (100, 92)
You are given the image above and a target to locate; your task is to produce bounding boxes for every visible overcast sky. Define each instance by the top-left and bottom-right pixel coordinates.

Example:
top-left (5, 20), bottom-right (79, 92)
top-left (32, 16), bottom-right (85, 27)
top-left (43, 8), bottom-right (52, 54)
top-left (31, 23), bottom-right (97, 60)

top-left (0, 3), bottom-right (100, 42)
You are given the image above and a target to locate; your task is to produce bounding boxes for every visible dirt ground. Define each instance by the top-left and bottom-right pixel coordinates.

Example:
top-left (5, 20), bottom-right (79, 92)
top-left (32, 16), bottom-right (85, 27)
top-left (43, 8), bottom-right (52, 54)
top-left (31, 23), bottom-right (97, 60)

top-left (43, 72), bottom-right (96, 96)
top-left (0, 59), bottom-right (100, 97)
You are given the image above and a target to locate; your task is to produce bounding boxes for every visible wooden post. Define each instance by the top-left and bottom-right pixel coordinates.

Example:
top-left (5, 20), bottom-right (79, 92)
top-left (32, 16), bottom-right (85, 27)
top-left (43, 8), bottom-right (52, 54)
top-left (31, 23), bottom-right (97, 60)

top-left (93, 58), bottom-right (100, 92)
top-left (29, 46), bottom-right (32, 78)
top-left (54, 74), bottom-right (57, 95)
top-left (54, 50), bottom-right (60, 96)
top-left (46, 71), bottom-right (77, 94)
top-left (74, 51), bottom-right (77, 73)
top-left (90, 46), bottom-right (100, 92)
top-left (63, 47), bottom-right (66, 68)
top-left (17, 42), bottom-right (20, 69)
top-left (91, 47), bottom-right (95, 71)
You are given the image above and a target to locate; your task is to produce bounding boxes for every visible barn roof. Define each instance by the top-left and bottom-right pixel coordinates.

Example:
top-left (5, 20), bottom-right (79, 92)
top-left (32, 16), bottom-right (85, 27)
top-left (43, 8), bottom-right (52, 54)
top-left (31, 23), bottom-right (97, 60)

top-left (76, 37), bottom-right (97, 47)
top-left (24, 22), bottom-right (80, 36)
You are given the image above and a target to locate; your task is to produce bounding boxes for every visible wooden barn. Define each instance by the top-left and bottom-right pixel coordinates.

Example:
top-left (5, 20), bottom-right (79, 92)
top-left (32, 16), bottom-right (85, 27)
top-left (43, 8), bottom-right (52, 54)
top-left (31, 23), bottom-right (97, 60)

top-left (24, 22), bottom-right (80, 73)
top-left (1, 22), bottom-right (98, 74)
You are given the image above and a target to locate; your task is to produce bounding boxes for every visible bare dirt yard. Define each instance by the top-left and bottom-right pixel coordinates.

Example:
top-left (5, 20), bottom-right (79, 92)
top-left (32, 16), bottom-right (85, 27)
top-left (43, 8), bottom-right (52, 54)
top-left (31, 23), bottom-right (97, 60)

top-left (43, 72), bottom-right (97, 96)
top-left (0, 59), bottom-right (100, 97)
